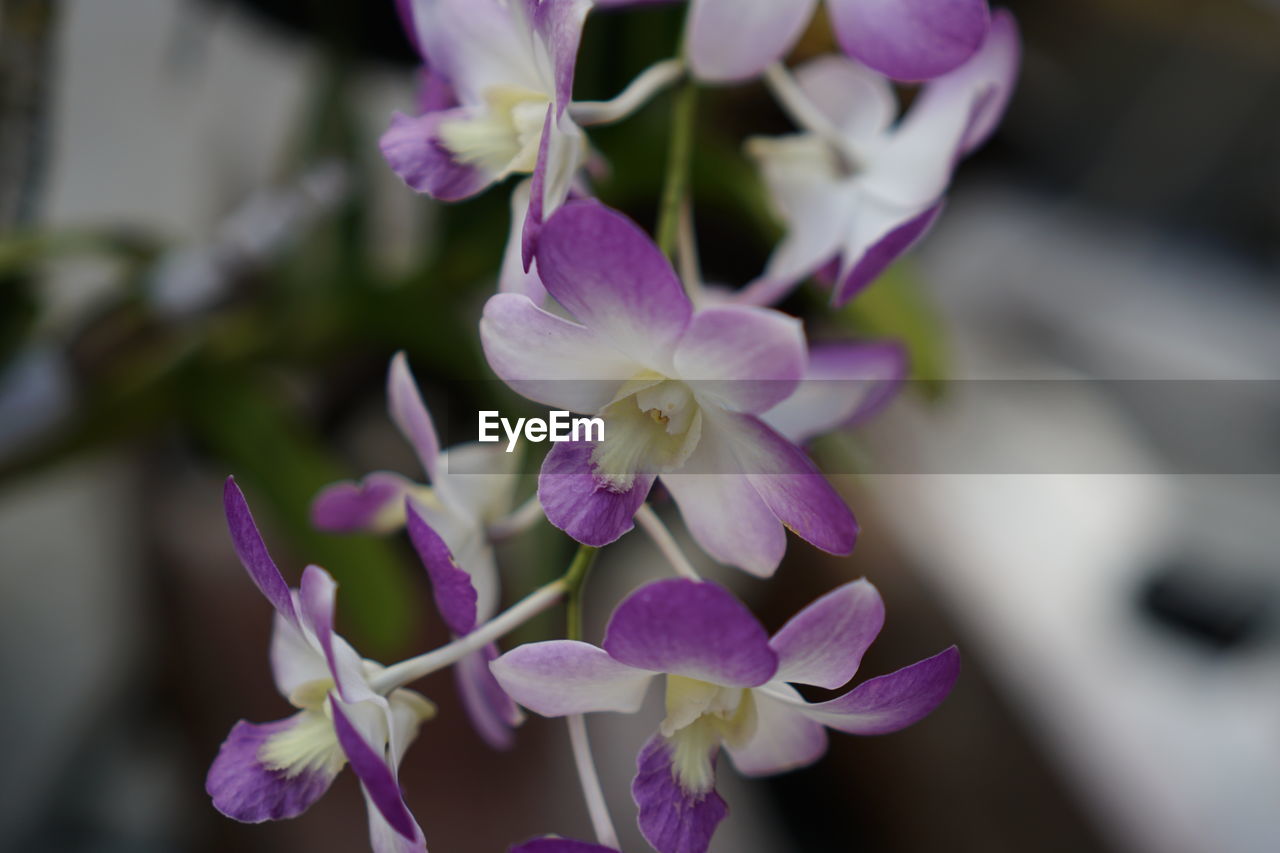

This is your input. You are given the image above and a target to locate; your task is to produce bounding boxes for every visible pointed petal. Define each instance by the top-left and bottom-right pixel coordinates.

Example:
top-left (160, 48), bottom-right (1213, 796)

top-left (632, 733), bottom-right (727, 853)
top-left (380, 109), bottom-right (493, 200)
top-left (762, 341), bottom-right (907, 444)
top-left (673, 306), bottom-right (805, 414)
top-left (921, 8), bottom-right (1021, 156)
top-left (538, 440), bottom-right (653, 546)
top-left (603, 580), bottom-right (777, 687)
top-left (491, 640), bottom-right (655, 716)
top-left (206, 713), bottom-right (342, 823)
top-left (388, 353), bottom-right (441, 481)
top-left (687, 0), bottom-right (817, 83)
top-left (800, 646), bottom-right (961, 734)
top-left (528, 0), bottom-right (592, 111)
top-left (828, 0), bottom-right (990, 82)
top-left (331, 699), bottom-right (421, 843)
top-left (716, 412), bottom-right (858, 556)
top-left (833, 201), bottom-right (942, 306)
top-left (311, 472), bottom-right (418, 534)
top-left (224, 477), bottom-right (297, 625)
top-left (480, 293), bottom-right (640, 413)
top-left (726, 685), bottom-right (828, 776)
top-left (299, 566), bottom-right (377, 704)
top-left (534, 200), bottom-right (691, 373)
top-left (455, 644), bottom-right (524, 749)
top-left (660, 426), bottom-right (787, 578)
top-left (770, 579), bottom-right (885, 689)
top-left (405, 501), bottom-right (479, 636)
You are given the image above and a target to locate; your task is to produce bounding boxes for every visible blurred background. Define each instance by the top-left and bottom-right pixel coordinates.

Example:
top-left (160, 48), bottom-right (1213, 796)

top-left (0, 0), bottom-right (1277, 851)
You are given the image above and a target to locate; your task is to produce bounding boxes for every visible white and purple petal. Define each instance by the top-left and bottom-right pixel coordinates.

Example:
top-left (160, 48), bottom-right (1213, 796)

top-left (331, 699), bottom-right (424, 846)
top-left (827, 0), bottom-right (991, 82)
top-left (455, 643), bottom-right (524, 749)
top-left (687, 0), bottom-right (817, 83)
top-left (490, 639), bottom-right (655, 716)
top-left (405, 501), bottom-right (479, 636)
top-left (534, 200), bottom-right (691, 373)
top-left (311, 472), bottom-right (418, 534)
top-left (632, 733), bottom-right (728, 853)
top-left (799, 645), bottom-right (961, 734)
top-left (299, 566), bottom-right (378, 704)
top-left (673, 305), bottom-right (805, 414)
top-left (206, 713), bottom-right (341, 823)
top-left (833, 201), bottom-right (942, 306)
top-left (761, 341), bottom-right (907, 444)
top-left (770, 579), bottom-right (885, 689)
top-left (603, 579), bottom-right (778, 687)
top-left (224, 476), bottom-right (298, 625)
top-left (388, 352), bottom-right (441, 481)
top-left (380, 109), bottom-right (493, 201)
top-left (538, 440), bottom-right (654, 546)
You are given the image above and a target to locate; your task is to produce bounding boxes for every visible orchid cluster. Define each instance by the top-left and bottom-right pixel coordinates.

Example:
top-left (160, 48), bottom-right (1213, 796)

top-left (207, 1), bottom-right (1019, 851)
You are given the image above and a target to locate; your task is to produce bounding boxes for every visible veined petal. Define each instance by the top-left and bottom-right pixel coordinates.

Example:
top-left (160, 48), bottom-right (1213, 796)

top-left (770, 579), bottom-right (885, 689)
top-left (538, 440), bottom-right (653, 546)
top-left (331, 699), bottom-right (422, 844)
top-left (534, 200), bottom-right (691, 373)
top-left (412, 0), bottom-right (546, 104)
top-left (206, 712), bottom-right (343, 823)
top-left (455, 644), bottom-right (524, 749)
top-left (726, 684), bottom-right (828, 776)
top-left (380, 109), bottom-right (494, 201)
top-left (224, 477), bottom-right (298, 626)
top-left (761, 341), bottom-right (907, 444)
top-left (311, 472), bottom-right (419, 534)
top-left (405, 501), bottom-right (479, 636)
top-left (673, 306), bottom-right (805, 414)
top-left (510, 838), bottom-right (619, 853)
top-left (298, 567), bottom-right (377, 704)
top-left (798, 646), bottom-right (961, 734)
top-left (632, 733), bottom-right (727, 853)
top-left (659, 426), bottom-right (787, 577)
top-left (490, 640), bottom-right (655, 716)
top-left (388, 353), bottom-right (441, 482)
top-left (603, 579), bottom-right (777, 687)
top-left (480, 293), bottom-right (640, 414)
top-left (715, 411), bottom-right (858, 556)
top-left (687, 0), bottom-right (817, 83)
top-left (827, 0), bottom-right (990, 82)
top-left (526, 0), bottom-right (592, 112)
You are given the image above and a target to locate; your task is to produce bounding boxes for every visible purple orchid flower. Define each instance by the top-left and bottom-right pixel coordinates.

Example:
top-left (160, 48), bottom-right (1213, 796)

top-left (740, 10), bottom-right (1020, 307)
top-left (479, 199), bottom-right (864, 576)
top-left (311, 353), bottom-right (525, 749)
top-left (492, 578), bottom-right (959, 853)
top-left (602, 0), bottom-right (990, 83)
top-left (382, 0), bottom-right (591, 266)
top-left (207, 478), bottom-right (432, 852)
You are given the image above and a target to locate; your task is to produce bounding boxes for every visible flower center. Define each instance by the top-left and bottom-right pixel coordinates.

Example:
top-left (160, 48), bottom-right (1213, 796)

top-left (438, 85), bottom-right (551, 177)
top-left (660, 675), bottom-right (757, 794)
top-left (590, 376), bottom-right (703, 492)
top-left (259, 709), bottom-right (347, 779)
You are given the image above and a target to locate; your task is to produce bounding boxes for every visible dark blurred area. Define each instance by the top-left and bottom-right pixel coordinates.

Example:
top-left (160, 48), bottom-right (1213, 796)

top-left (0, 1), bottom-right (1277, 852)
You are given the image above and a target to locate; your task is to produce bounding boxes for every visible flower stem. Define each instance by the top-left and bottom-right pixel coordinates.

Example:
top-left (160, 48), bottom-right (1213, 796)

top-left (568, 714), bottom-right (620, 848)
top-left (563, 544), bottom-right (600, 643)
top-left (656, 78), bottom-right (698, 270)
top-left (636, 504), bottom-right (701, 581)
top-left (569, 58), bottom-right (685, 126)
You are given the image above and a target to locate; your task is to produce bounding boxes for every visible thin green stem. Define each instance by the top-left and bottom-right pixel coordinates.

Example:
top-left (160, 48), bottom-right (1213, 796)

top-left (656, 79), bottom-right (698, 265)
top-left (563, 544), bottom-right (600, 642)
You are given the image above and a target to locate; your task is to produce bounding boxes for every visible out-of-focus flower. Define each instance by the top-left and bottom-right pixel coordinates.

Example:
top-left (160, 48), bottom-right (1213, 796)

top-left (742, 10), bottom-right (1019, 307)
top-left (311, 353), bottom-right (525, 748)
top-left (382, 0), bottom-right (591, 264)
top-left (510, 838), bottom-right (619, 853)
top-left (604, 0), bottom-right (990, 83)
top-left (493, 578), bottom-right (959, 853)
top-left (480, 200), bottom-right (858, 575)
top-left (207, 479), bottom-right (432, 852)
